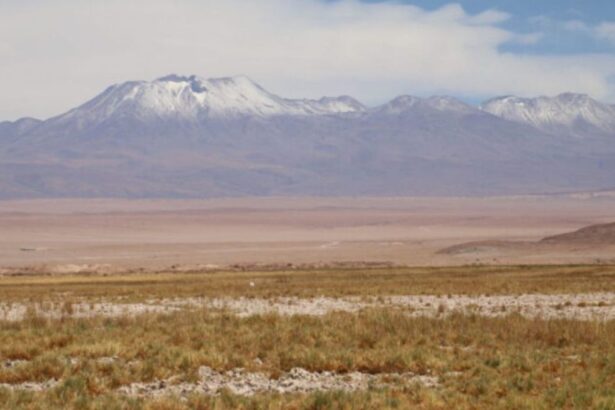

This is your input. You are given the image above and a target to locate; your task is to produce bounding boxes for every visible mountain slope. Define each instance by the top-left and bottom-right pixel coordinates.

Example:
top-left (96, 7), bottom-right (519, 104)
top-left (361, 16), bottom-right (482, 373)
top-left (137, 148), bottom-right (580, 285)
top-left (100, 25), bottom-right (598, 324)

top-left (0, 117), bottom-right (42, 139)
top-left (541, 222), bottom-right (615, 245)
top-left (47, 75), bottom-right (365, 124)
top-left (0, 75), bottom-right (614, 199)
top-left (481, 93), bottom-right (615, 137)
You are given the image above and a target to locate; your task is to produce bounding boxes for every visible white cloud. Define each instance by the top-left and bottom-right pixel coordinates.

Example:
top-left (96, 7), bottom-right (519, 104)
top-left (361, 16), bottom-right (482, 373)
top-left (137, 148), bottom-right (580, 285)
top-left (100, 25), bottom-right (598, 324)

top-left (562, 20), bottom-right (591, 32)
top-left (0, 0), bottom-right (614, 120)
top-left (561, 19), bottom-right (615, 46)
top-left (513, 33), bottom-right (544, 45)
top-left (596, 22), bottom-right (615, 44)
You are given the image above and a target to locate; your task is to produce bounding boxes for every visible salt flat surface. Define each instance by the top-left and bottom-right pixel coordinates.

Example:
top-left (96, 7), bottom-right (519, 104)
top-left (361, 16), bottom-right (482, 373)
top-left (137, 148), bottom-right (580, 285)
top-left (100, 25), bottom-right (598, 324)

top-left (119, 367), bottom-right (440, 397)
top-left (1, 293), bottom-right (613, 321)
top-left (200, 293), bottom-right (615, 321)
top-left (0, 365), bottom-right (440, 396)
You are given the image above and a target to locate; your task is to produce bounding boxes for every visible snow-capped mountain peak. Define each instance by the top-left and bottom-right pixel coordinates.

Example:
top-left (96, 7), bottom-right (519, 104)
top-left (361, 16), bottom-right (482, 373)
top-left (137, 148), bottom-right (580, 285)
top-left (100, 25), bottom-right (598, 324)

top-left (481, 93), bottom-right (615, 136)
top-left (376, 95), bottom-right (475, 115)
top-left (2, 74), bottom-right (615, 199)
top-left (424, 96), bottom-right (475, 113)
top-left (314, 96), bottom-right (366, 113)
top-left (50, 74), bottom-right (367, 128)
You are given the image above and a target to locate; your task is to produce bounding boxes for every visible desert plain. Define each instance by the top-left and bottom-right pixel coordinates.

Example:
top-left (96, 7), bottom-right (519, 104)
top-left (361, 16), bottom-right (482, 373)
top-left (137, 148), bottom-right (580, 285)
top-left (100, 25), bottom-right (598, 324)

top-left (0, 195), bottom-right (614, 409)
top-left (1, 194), bottom-right (615, 272)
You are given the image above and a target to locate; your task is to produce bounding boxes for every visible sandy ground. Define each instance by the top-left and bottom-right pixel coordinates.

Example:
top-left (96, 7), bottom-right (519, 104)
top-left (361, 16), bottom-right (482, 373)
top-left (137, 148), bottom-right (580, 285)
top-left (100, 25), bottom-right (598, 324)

top-left (1, 196), bottom-right (615, 271)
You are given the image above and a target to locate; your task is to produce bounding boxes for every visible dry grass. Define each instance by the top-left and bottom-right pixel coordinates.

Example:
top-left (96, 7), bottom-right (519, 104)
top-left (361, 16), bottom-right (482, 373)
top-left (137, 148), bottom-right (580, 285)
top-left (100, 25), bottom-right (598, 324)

top-left (0, 309), bottom-right (613, 409)
top-left (0, 264), bottom-right (613, 303)
top-left (0, 265), bottom-right (613, 409)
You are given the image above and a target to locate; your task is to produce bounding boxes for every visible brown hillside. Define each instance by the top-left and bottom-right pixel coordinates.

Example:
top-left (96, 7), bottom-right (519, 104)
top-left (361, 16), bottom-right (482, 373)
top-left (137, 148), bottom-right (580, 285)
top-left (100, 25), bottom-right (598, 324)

top-left (540, 222), bottom-right (615, 245)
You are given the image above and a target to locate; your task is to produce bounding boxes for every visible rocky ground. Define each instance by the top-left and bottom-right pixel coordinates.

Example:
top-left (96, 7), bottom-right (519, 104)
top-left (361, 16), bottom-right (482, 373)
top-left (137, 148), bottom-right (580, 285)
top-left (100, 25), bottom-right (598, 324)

top-left (1, 292), bottom-right (613, 322)
top-left (118, 367), bottom-right (441, 398)
top-left (0, 357), bottom-right (442, 397)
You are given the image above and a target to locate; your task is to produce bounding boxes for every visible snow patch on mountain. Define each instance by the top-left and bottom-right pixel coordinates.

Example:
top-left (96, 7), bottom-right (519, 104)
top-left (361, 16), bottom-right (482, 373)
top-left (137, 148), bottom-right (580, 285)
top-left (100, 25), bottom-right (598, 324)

top-left (50, 75), bottom-right (366, 127)
top-left (376, 95), bottom-right (476, 115)
top-left (3, 74), bottom-right (615, 199)
top-left (481, 93), bottom-right (615, 136)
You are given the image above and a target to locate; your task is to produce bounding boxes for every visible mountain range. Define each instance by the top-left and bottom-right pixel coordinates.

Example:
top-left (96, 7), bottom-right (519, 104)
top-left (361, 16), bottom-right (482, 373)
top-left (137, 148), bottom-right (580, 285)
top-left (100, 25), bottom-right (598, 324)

top-left (1, 74), bottom-right (614, 198)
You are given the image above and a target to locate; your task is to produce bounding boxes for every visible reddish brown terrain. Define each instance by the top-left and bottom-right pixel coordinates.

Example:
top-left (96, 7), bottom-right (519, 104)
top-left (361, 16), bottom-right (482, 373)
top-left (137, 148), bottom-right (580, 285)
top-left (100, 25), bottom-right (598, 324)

top-left (1, 195), bottom-right (615, 274)
top-left (541, 222), bottom-right (615, 245)
top-left (441, 219), bottom-right (615, 262)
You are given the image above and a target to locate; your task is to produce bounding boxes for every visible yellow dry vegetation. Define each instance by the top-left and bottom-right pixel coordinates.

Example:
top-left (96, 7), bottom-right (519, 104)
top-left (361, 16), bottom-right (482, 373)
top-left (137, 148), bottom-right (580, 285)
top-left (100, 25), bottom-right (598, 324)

top-left (0, 265), bottom-right (613, 409)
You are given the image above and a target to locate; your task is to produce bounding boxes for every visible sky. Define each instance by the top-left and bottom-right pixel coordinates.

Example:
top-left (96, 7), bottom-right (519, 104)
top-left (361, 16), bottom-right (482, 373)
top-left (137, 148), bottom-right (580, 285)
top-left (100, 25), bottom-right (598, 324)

top-left (1, 0), bottom-right (615, 120)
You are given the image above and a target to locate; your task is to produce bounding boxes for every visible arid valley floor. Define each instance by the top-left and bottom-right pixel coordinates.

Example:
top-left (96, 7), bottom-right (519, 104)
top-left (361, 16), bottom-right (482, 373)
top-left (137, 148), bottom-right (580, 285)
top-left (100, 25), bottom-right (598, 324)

top-left (0, 196), bottom-right (614, 409)
top-left (2, 195), bottom-right (615, 272)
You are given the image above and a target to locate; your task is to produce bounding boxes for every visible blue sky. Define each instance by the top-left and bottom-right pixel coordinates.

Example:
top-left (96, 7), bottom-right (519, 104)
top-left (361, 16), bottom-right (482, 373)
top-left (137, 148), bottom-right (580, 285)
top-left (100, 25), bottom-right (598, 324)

top-left (1, 0), bottom-right (615, 120)
top-left (366, 0), bottom-right (615, 105)
top-left (363, 0), bottom-right (615, 54)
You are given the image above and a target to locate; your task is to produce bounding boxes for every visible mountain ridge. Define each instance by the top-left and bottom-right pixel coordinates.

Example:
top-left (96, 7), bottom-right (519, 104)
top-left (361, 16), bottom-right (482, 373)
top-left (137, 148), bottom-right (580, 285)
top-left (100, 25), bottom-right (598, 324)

top-left (481, 93), bottom-right (615, 137)
top-left (1, 74), bottom-right (614, 199)
top-left (4, 74), bottom-right (615, 131)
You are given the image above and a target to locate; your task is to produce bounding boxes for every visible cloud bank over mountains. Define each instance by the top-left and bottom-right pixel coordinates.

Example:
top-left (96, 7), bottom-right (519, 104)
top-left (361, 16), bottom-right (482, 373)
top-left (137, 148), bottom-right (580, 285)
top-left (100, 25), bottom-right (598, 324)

top-left (1, 0), bottom-right (615, 120)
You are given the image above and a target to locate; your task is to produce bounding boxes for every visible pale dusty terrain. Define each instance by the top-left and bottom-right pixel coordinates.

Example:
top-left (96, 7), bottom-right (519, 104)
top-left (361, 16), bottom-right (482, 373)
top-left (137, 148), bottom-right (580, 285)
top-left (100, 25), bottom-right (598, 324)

top-left (2, 293), bottom-right (614, 322)
top-left (1, 363), bottom-right (441, 397)
top-left (1, 196), bottom-right (615, 272)
top-left (117, 366), bottom-right (441, 398)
